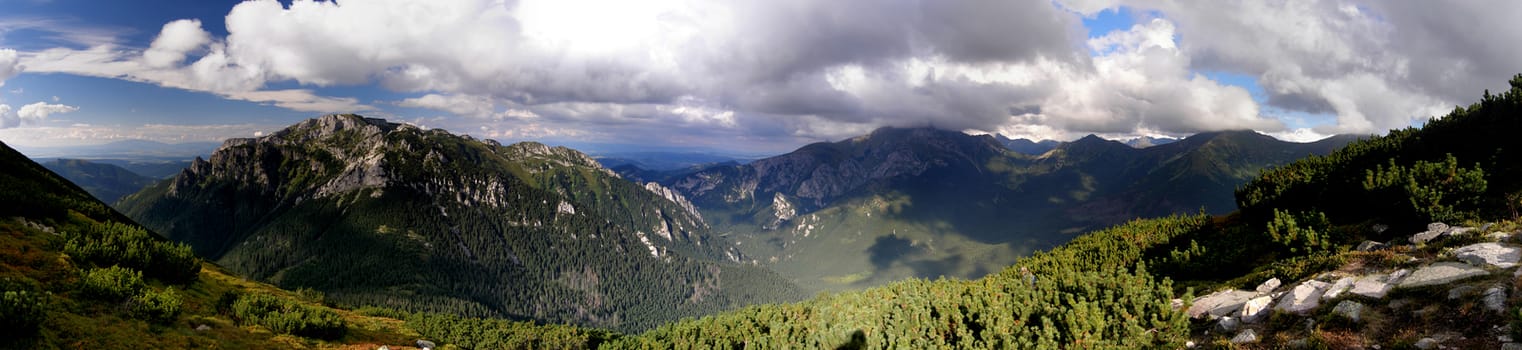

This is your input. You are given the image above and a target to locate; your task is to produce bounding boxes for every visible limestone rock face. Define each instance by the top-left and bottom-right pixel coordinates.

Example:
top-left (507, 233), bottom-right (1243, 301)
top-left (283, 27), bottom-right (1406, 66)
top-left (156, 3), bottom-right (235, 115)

top-left (1398, 262), bottom-right (1488, 289)
top-left (1454, 242), bottom-right (1521, 268)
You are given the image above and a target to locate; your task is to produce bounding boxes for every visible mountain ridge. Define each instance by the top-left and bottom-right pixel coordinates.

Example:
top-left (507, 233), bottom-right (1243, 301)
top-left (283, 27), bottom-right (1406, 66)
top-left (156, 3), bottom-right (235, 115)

top-left (120, 113), bottom-right (803, 331)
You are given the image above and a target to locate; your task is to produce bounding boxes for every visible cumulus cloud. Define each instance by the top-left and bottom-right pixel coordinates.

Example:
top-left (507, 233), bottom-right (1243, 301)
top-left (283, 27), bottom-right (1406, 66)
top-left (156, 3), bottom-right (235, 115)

top-left (0, 101), bottom-right (78, 129)
top-left (143, 19), bottom-right (212, 68)
top-left (13, 0), bottom-right (1522, 148)
top-left (0, 48), bottom-right (20, 87)
top-left (1064, 0), bottom-right (1522, 135)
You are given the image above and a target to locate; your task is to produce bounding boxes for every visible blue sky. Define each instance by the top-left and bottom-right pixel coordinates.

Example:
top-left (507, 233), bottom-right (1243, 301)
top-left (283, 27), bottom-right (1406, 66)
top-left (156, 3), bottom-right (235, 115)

top-left (0, 0), bottom-right (1516, 155)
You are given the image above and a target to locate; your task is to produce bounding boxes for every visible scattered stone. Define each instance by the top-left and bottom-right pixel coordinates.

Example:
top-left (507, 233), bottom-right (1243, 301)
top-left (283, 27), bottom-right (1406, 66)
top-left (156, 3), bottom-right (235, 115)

top-left (1450, 226), bottom-right (1476, 236)
top-left (1331, 300), bottom-right (1365, 323)
top-left (1490, 231), bottom-right (1515, 242)
top-left (1414, 337), bottom-right (1440, 350)
top-left (1485, 285), bottom-right (1508, 313)
top-left (194, 324), bottom-right (211, 332)
top-left (378, 346), bottom-right (390, 350)
top-left (1388, 269), bottom-right (1411, 284)
top-left (1357, 240), bottom-right (1388, 251)
top-left (1448, 285), bottom-right (1477, 300)
top-left (1188, 290), bottom-right (1258, 318)
top-left (1285, 338), bottom-right (1311, 349)
top-left (1503, 342), bottom-right (1522, 350)
top-left (1398, 262), bottom-right (1489, 289)
top-left (1430, 222), bottom-right (1451, 233)
top-left (1231, 329), bottom-right (1259, 344)
top-left (1349, 274), bottom-right (1394, 299)
top-left (1185, 341), bottom-right (1196, 348)
top-left (1322, 277), bottom-right (1356, 300)
top-left (1277, 280), bottom-right (1330, 314)
top-left (1240, 295), bottom-right (1274, 323)
top-left (1216, 316), bottom-right (1240, 332)
top-left (1412, 223), bottom-right (1450, 244)
top-left (1481, 222), bottom-right (1495, 232)
top-left (1388, 298), bottom-right (1413, 310)
top-left (1454, 242), bottom-right (1522, 268)
top-left (1256, 278), bottom-right (1282, 294)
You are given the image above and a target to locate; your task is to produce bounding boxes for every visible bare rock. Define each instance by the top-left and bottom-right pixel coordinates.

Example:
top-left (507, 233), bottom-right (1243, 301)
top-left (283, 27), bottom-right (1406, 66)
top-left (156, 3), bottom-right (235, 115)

top-left (1231, 329), bottom-right (1259, 344)
top-left (1356, 240), bottom-right (1388, 251)
top-left (1331, 300), bottom-right (1365, 323)
top-left (1397, 262), bottom-right (1488, 289)
top-left (1256, 278), bottom-right (1282, 294)
top-left (1322, 277), bottom-right (1356, 300)
top-left (1414, 337), bottom-right (1439, 350)
top-left (1188, 290), bottom-right (1258, 318)
top-left (1411, 223), bottom-right (1450, 244)
top-left (1276, 280), bottom-right (1330, 314)
top-left (1217, 316), bottom-right (1240, 332)
top-left (1240, 295), bottom-right (1274, 323)
top-left (1349, 274), bottom-right (1394, 299)
top-left (1454, 242), bottom-right (1521, 268)
top-left (1485, 285), bottom-right (1508, 313)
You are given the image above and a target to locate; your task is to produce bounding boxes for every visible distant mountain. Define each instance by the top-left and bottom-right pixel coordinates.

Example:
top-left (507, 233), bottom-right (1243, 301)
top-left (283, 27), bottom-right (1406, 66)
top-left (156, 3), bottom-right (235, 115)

top-left (594, 151), bottom-right (749, 171)
top-left (118, 114), bottom-right (801, 331)
top-left (39, 158), bottom-right (156, 204)
top-left (1124, 136), bottom-right (1179, 148)
top-left (664, 127), bottom-right (1357, 290)
top-left (993, 134), bottom-right (1060, 155)
top-left (13, 139), bottom-right (220, 160)
top-left (91, 159), bottom-right (197, 179)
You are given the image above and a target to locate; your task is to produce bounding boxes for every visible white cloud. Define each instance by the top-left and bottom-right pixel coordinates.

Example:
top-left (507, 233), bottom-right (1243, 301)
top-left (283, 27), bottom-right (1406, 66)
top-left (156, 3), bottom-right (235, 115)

top-left (0, 122), bottom-right (272, 147)
top-left (0, 48), bottom-right (20, 87)
top-left (11, 0), bottom-right (1522, 148)
top-left (1063, 0), bottom-right (1522, 135)
top-left (143, 19), bottom-right (212, 68)
top-left (0, 101), bottom-right (77, 129)
top-left (398, 93), bottom-right (499, 119)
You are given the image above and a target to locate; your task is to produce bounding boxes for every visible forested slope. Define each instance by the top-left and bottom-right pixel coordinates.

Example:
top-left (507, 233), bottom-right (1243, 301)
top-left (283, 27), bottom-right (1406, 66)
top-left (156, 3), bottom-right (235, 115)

top-left (118, 114), bottom-right (802, 332)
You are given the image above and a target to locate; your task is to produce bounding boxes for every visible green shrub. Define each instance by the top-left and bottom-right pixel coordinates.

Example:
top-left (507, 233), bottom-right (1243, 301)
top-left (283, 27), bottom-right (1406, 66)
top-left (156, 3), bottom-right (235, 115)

top-left (130, 287), bottom-right (183, 324)
top-left (64, 222), bottom-right (199, 285)
top-left (231, 293), bottom-right (346, 339)
top-left (0, 278), bottom-right (47, 337)
top-left (80, 266), bottom-right (145, 302)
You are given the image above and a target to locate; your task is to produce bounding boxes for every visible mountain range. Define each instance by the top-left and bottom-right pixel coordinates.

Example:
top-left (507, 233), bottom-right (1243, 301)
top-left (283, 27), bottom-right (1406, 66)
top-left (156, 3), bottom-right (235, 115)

top-left (662, 127), bottom-right (1358, 290)
top-left (39, 158), bottom-right (157, 204)
top-left (116, 114), bottom-right (801, 331)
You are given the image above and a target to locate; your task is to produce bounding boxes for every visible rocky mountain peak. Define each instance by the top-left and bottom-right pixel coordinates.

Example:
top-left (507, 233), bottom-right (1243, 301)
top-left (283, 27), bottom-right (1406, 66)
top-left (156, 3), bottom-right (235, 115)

top-left (504, 141), bottom-right (618, 178)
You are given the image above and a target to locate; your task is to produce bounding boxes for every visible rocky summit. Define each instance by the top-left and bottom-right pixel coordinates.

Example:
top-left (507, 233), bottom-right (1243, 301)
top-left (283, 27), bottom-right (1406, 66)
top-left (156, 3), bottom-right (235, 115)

top-left (118, 114), bottom-right (802, 331)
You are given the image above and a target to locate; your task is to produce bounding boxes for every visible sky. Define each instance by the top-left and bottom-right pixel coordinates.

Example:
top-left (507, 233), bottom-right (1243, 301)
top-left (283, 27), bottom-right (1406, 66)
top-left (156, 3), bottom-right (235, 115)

top-left (0, 0), bottom-right (1518, 155)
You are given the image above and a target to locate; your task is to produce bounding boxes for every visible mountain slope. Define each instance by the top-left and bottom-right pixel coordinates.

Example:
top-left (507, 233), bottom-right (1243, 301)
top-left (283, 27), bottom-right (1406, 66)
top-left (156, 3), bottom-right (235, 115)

top-left (39, 158), bottom-right (157, 204)
top-left (118, 114), bottom-right (802, 332)
top-left (0, 139), bottom-right (453, 348)
top-left (667, 127), bottom-right (1354, 290)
